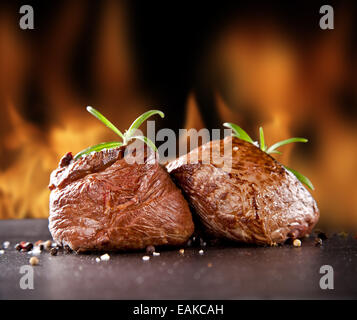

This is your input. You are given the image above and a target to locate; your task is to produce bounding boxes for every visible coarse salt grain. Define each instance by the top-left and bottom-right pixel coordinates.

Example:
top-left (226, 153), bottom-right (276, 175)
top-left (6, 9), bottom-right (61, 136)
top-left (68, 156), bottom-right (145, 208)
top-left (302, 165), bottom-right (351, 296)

top-left (32, 247), bottom-right (42, 255)
top-left (0, 250), bottom-right (4, 255)
top-left (142, 256), bottom-right (150, 261)
top-left (3, 241), bottom-right (10, 249)
top-left (100, 254), bottom-right (110, 261)
top-left (199, 250), bottom-right (204, 255)
top-left (95, 257), bottom-right (101, 263)
top-left (153, 252), bottom-right (160, 257)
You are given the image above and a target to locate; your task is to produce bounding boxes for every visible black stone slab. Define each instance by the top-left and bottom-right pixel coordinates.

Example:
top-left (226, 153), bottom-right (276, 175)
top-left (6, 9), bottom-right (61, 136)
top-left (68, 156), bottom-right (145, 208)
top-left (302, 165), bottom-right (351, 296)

top-left (0, 219), bottom-right (356, 299)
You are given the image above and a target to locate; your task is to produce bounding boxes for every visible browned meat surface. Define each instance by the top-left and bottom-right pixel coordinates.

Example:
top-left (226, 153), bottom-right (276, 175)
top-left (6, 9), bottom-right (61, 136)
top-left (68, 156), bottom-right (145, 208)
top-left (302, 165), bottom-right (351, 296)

top-left (167, 136), bottom-right (319, 245)
top-left (49, 147), bottom-right (194, 252)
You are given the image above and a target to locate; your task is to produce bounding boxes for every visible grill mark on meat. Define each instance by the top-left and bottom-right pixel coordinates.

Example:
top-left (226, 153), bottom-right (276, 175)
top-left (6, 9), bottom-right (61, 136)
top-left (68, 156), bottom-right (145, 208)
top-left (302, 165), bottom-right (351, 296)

top-left (252, 194), bottom-right (259, 220)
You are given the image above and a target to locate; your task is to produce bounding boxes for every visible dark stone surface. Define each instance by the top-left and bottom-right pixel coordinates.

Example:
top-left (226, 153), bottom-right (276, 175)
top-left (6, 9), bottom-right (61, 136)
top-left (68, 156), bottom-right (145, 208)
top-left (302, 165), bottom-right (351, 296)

top-left (0, 219), bottom-right (356, 299)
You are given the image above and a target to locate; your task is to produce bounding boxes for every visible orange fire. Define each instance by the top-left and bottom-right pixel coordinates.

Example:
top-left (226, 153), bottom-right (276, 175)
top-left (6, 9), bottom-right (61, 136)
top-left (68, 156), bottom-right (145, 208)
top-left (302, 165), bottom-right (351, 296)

top-left (0, 2), bottom-right (356, 232)
top-left (0, 102), bottom-right (109, 219)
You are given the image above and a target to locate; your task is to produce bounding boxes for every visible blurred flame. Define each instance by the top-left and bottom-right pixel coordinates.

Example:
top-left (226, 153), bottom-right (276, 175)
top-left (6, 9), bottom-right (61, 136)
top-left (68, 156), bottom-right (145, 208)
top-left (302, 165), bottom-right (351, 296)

top-left (0, 2), bottom-right (356, 231)
top-left (0, 102), bottom-right (113, 219)
top-left (0, 103), bottom-right (53, 218)
top-left (0, 2), bottom-right (142, 219)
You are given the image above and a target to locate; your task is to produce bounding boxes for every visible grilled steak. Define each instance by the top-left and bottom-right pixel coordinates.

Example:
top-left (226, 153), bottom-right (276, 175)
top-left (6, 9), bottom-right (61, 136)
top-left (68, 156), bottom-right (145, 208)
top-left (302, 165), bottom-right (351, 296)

top-left (48, 146), bottom-right (194, 252)
top-left (166, 136), bottom-right (319, 245)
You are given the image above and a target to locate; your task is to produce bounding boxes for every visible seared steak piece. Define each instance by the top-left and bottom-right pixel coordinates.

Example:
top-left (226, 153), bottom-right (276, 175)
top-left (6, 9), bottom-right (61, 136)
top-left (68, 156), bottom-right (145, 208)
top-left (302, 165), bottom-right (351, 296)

top-left (166, 136), bottom-right (319, 245)
top-left (49, 146), bottom-right (194, 252)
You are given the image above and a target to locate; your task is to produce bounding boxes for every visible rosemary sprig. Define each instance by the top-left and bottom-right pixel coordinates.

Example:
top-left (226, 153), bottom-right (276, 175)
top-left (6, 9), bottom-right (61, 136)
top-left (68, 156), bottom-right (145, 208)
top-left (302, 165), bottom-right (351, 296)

top-left (266, 137), bottom-right (308, 154)
top-left (223, 122), bottom-right (254, 144)
top-left (259, 127), bottom-right (266, 152)
top-left (223, 123), bottom-right (314, 190)
top-left (284, 166), bottom-right (314, 191)
top-left (74, 107), bottom-right (164, 160)
top-left (130, 135), bottom-right (158, 152)
top-left (87, 106), bottom-right (125, 141)
top-left (74, 142), bottom-right (123, 160)
top-left (126, 110), bottom-right (165, 142)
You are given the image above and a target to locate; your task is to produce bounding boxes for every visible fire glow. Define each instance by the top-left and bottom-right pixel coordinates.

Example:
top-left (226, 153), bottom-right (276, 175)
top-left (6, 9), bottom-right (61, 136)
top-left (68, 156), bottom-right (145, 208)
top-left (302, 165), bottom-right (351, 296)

top-left (0, 2), bottom-right (356, 231)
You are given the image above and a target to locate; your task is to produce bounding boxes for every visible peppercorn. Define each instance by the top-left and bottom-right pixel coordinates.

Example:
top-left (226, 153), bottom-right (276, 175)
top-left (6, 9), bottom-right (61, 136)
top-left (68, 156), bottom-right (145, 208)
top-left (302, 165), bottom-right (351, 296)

top-left (15, 243), bottom-right (22, 251)
top-left (191, 236), bottom-right (199, 246)
top-left (315, 238), bottom-right (323, 246)
top-left (21, 242), bottom-right (33, 252)
top-left (29, 257), bottom-right (39, 266)
top-left (26, 242), bottom-right (33, 250)
top-left (146, 245), bottom-right (155, 255)
top-left (200, 238), bottom-right (207, 247)
top-left (44, 240), bottom-right (52, 250)
top-left (64, 245), bottom-right (72, 253)
top-left (50, 247), bottom-right (58, 256)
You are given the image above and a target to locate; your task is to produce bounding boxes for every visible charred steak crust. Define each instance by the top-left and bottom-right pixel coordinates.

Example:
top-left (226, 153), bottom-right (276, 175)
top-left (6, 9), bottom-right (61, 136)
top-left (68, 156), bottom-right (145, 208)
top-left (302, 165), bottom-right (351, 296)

top-left (49, 147), bottom-right (194, 252)
top-left (166, 136), bottom-right (319, 245)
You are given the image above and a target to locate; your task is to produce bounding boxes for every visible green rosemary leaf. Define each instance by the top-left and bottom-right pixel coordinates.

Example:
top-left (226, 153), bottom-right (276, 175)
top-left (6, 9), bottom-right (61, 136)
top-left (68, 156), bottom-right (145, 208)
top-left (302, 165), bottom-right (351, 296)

top-left (87, 106), bottom-right (125, 140)
top-left (266, 137), bottom-right (308, 154)
top-left (74, 141), bottom-right (123, 160)
top-left (223, 122), bottom-right (254, 144)
top-left (130, 135), bottom-right (158, 152)
top-left (259, 127), bottom-right (266, 151)
top-left (268, 150), bottom-right (282, 155)
top-left (284, 166), bottom-right (314, 190)
top-left (126, 110), bottom-right (164, 141)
